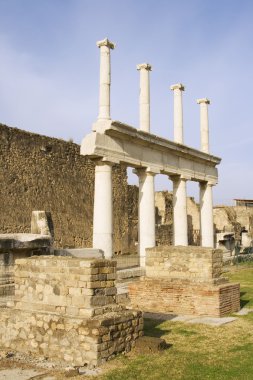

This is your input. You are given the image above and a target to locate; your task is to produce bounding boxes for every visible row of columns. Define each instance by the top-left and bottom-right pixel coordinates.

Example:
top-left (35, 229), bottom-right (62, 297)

top-left (93, 38), bottom-right (215, 263)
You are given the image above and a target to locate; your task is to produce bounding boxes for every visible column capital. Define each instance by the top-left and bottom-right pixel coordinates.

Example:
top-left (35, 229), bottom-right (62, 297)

top-left (96, 38), bottom-right (115, 50)
top-left (169, 174), bottom-right (190, 182)
top-left (170, 83), bottom-right (185, 91)
top-left (197, 98), bottom-right (210, 105)
top-left (137, 63), bottom-right (152, 71)
top-left (94, 159), bottom-right (114, 167)
top-left (133, 167), bottom-right (158, 177)
top-left (199, 180), bottom-right (216, 187)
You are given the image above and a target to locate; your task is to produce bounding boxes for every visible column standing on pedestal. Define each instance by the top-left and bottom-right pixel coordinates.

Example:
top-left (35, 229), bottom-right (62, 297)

top-left (170, 83), bottom-right (185, 144)
top-left (137, 63), bottom-right (152, 132)
top-left (199, 182), bottom-right (214, 247)
top-left (170, 175), bottom-right (188, 246)
top-left (93, 163), bottom-right (113, 259)
top-left (197, 98), bottom-right (210, 153)
top-left (96, 38), bottom-right (115, 120)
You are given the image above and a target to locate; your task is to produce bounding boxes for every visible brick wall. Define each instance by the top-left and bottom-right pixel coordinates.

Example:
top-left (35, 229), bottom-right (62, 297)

top-left (128, 246), bottom-right (240, 317)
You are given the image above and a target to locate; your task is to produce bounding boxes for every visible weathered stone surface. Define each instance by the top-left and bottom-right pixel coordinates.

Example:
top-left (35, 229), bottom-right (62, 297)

top-left (128, 246), bottom-right (240, 317)
top-left (0, 256), bottom-right (143, 367)
top-left (145, 245), bottom-right (224, 282)
top-left (0, 124), bottom-right (130, 253)
top-left (0, 234), bottom-right (51, 252)
top-left (54, 248), bottom-right (104, 259)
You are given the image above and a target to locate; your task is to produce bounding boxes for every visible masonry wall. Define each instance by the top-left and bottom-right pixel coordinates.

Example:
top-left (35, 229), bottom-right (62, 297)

top-left (0, 124), bottom-right (129, 252)
top-left (0, 256), bottom-right (143, 366)
top-left (128, 246), bottom-right (240, 317)
top-left (145, 245), bottom-right (223, 282)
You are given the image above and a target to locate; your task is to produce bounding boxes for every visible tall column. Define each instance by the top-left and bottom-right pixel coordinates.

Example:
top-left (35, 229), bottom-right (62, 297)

top-left (170, 175), bottom-right (188, 246)
top-left (93, 162), bottom-right (113, 259)
top-left (170, 83), bottom-right (185, 144)
top-left (199, 181), bottom-right (214, 248)
top-left (134, 169), bottom-right (156, 267)
top-left (137, 63), bottom-right (152, 132)
top-left (96, 38), bottom-right (115, 120)
top-left (197, 98), bottom-right (210, 153)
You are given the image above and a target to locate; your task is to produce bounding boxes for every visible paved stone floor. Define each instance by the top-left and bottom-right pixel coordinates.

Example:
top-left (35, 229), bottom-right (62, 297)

top-left (144, 312), bottom-right (237, 326)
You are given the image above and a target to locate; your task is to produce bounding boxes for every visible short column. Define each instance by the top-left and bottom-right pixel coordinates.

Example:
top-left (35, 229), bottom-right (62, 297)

top-left (170, 83), bottom-right (185, 144)
top-left (170, 175), bottom-right (188, 246)
top-left (197, 98), bottom-right (210, 153)
top-left (134, 168), bottom-right (156, 267)
top-left (96, 38), bottom-right (115, 120)
top-left (93, 162), bottom-right (113, 259)
top-left (137, 63), bottom-right (152, 132)
top-left (199, 181), bottom-right (214, 248)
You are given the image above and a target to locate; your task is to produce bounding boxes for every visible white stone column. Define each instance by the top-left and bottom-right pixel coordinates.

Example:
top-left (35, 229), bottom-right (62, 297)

top-left (137, 63), bottom-right (152, 132)
top-left (170, 83), bottom-right (185, 144)
top-left (197, 98), bottom-right (210, 153)
top-left (170, 175), bottom-right (188, 246)
top-left (93, 162), bottom-right (113, 259)
top-left (96, 38), bottom-right (115, 120)
top-left (199, 181), bottom-right (214, 248)
top-left (134, 168), bottom-right (156, 267)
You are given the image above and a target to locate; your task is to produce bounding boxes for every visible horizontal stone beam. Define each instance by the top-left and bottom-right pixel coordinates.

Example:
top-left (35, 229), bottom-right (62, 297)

top-left (81, 120), bottom-right (221, 184)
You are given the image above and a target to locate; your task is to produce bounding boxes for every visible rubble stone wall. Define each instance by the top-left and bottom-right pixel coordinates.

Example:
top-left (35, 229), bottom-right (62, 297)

top-left (0, 124), bottom-right (129, 252)
top-left (0, 256), bottom-right (143, 366)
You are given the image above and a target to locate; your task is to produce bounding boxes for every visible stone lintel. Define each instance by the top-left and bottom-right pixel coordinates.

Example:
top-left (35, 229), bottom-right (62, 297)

top-left (81, 120), bottom-right (221, 183)
top-left (197, 98), bottom-right (210, 105)
top-left (96, 38), bottom-right (115, 49)
top-left (170, 83), bottom-right (185, 91)
top-left (137, 63), bottom-right (152, 71)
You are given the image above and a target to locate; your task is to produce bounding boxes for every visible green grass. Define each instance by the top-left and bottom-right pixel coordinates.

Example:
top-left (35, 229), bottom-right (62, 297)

top-left (90, 263), bottom-right (253, 380)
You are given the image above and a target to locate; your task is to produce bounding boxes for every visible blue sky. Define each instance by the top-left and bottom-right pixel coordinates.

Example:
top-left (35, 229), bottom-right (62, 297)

top-left (0, 0), bottom-right (252, 205)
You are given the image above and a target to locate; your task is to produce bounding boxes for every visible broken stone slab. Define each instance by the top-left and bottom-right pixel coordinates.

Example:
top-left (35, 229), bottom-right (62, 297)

top-left (31, 211), bottom-right (54, 239)
top-left (235, 307), bottom-right (253, 316)
top-left (54, 248), bottom-right (104, 259)
top-left (0, 234), bottom-right (52, 252)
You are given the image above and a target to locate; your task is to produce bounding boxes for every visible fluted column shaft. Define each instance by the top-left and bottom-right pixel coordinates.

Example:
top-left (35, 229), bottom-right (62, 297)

top-left (170, 175), bottom-right (188, 246)
top-left (93, 163), bottom-right (113, 258)
top-left (135, 169), bottom-right (156, 267)
top-left (97, 38), bottom-right (115, 120)
top-left (199, 182), bottom-right (214, 248)
top-left (170, 83), bottom-right (185, 144)
top-left (137, 63), bottom-right (152, 132)
top-left (197, 98), bottom-right (210, 153)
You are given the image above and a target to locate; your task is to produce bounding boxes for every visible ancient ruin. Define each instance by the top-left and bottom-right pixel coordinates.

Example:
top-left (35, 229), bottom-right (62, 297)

top-left (81, 38), bottom-right (221, 265)
top-left (0, 37), bottom-right (243, 367)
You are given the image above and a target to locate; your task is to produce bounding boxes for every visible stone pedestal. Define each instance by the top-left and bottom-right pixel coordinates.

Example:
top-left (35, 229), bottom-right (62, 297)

top-left (93, 163), bottom-right (113, 259)
top-left (128, 246), bottom-right (240, 317)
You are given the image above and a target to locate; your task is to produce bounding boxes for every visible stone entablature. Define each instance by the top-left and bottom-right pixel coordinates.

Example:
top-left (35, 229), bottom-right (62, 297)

top-left (81, 119), bottom-right (220, 184)
top-left (0, 256), bottom-right (143, 367)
